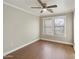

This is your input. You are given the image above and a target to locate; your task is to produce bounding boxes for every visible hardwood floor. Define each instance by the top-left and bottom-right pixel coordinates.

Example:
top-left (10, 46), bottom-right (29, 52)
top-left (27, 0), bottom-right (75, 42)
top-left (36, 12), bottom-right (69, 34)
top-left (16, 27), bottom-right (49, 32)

top-left (4, 40), bottom-right (74, 59)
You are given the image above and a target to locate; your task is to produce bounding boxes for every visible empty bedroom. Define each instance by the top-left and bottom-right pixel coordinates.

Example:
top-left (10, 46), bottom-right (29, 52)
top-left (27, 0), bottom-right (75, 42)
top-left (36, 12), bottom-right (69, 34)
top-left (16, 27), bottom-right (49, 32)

top-left (3, 0), bottom-right (75, 59)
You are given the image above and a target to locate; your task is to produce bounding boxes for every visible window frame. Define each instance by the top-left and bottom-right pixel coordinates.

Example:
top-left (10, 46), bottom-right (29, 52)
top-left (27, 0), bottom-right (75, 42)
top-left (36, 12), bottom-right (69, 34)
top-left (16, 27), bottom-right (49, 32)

top-left (42, 16), bottom-right (66, 37)
top-left (54, 16), bottom-right (65, 36)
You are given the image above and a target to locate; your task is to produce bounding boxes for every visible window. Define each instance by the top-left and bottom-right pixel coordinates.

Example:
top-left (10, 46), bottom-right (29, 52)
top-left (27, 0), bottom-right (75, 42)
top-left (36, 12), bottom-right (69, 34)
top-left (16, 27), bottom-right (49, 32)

top-left (42, 16), bottom-right (65, 36)
top-left (54, 17), bottom-right (64, 35)
top-left (43, 19), bottom-right (54, 35)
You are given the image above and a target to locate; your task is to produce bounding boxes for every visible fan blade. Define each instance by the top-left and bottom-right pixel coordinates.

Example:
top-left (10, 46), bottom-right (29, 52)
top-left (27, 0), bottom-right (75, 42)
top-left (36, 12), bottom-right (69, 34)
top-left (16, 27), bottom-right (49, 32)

top-left (40, 10), bottom-right (43, 13)
top-left (47, 5), bottom-right (57, 8)
top-left (47, 9), bottom-right (53, 13)
top-left (37, 0), bottom-right (44, 7)
top-left (31, 7), bottom-right (42, 9)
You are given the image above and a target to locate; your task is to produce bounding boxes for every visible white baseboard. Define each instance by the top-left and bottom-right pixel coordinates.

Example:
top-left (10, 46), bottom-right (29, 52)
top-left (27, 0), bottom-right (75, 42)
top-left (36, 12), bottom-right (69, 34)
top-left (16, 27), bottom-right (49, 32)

top-left (40, 38), bottom-right (73, 45)
top-left (3, 39), bottom-right (39, 56)
top-left (4, 38), bottom-right (73, 56)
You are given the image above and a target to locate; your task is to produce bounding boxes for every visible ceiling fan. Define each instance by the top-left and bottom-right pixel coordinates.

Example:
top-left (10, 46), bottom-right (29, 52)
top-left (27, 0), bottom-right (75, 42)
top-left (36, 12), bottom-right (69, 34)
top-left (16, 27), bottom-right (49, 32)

top-left (31, 0), bottom-right (57, 13)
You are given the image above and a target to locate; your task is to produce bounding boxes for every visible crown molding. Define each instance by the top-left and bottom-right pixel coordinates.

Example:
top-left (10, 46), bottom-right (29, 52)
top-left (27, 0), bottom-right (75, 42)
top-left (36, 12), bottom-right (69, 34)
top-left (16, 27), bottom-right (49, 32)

top-left (40, 11), bottom-right (74, 17)
top-left (3, 1), bottom-right (38, 16)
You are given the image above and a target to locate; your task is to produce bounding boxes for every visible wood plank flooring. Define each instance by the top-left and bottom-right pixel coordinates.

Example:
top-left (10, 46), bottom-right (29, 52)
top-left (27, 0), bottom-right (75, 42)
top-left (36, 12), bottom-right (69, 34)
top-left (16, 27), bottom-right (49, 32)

top-left (4, 40), bottom-right (74, 59)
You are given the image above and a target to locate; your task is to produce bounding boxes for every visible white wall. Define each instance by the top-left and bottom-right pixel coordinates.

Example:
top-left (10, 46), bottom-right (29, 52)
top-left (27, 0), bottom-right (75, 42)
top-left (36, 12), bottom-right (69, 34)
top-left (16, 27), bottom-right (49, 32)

top-left (40, 13), bottom-right (73, 43)
top-left (3, 4), bottom-right (39, 54)
top-left (66, 13), bottom-right (73, 43)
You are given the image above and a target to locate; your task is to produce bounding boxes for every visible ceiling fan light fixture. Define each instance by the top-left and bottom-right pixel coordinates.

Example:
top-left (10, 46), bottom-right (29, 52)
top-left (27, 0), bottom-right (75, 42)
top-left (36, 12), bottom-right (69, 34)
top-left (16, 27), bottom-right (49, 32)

top-left (31, 0), bottom-right (57, 13)
top-left (43, 8), bottom-right (47, 11)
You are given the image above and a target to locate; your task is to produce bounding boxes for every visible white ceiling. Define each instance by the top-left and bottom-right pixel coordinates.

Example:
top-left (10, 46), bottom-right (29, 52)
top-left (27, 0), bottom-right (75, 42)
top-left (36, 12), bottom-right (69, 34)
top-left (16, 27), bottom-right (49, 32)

top-left (4, 0), bottom-right (75, 16)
